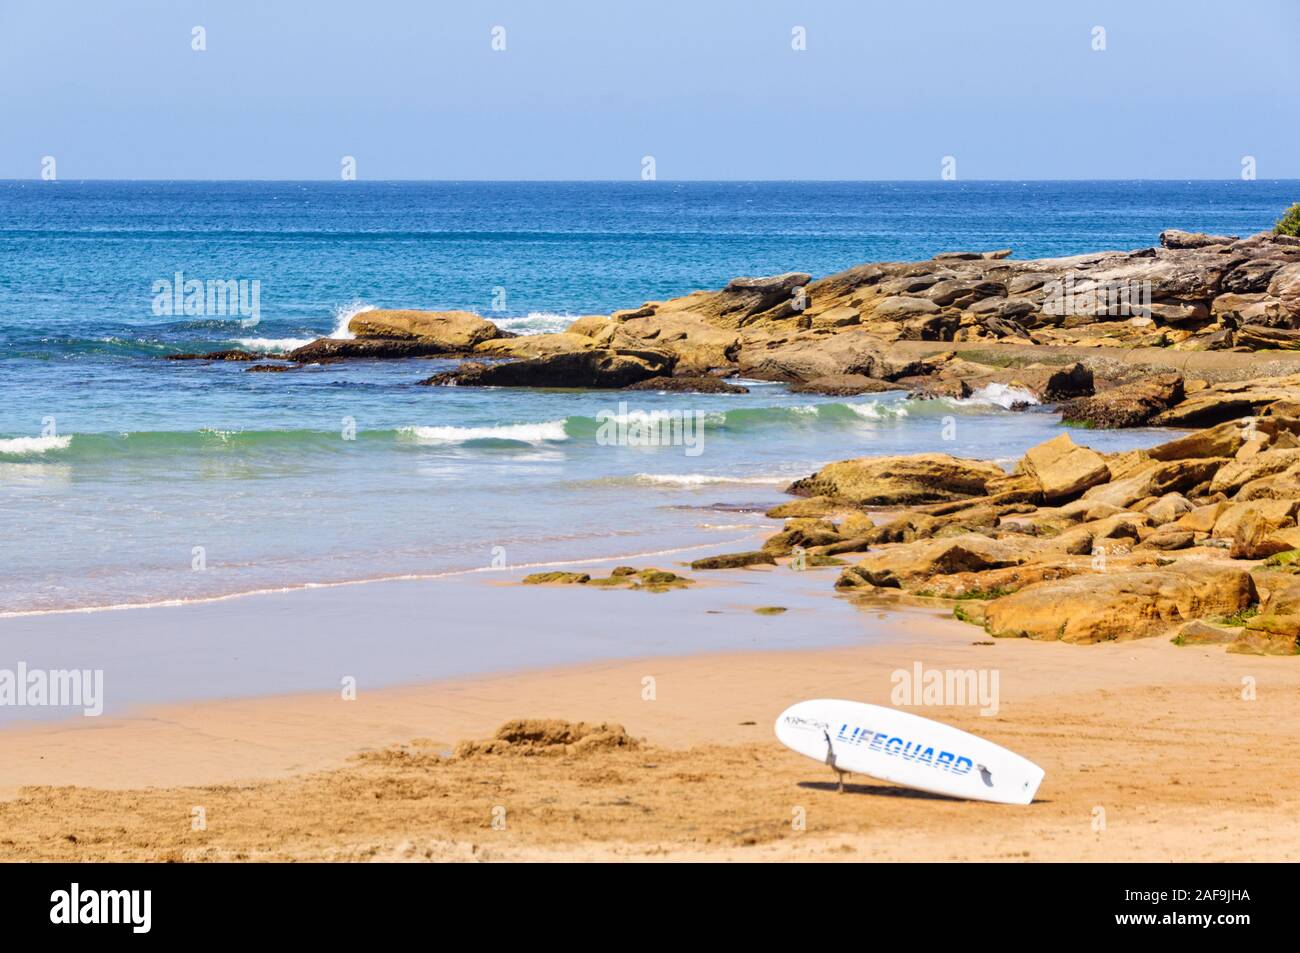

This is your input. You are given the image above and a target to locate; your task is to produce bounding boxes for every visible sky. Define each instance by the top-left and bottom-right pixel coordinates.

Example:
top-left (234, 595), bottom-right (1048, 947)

top-left (1, 0), bottom-right (1297, 180)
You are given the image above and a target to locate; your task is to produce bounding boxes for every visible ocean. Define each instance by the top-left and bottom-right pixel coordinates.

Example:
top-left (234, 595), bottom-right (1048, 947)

top-left (1, 180), bottom-right (1294, 614)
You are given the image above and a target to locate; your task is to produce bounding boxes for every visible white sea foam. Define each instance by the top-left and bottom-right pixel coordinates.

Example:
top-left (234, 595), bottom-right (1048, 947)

top-left (329, 300), bottom-right (376, 339)
top-left (492, 312), bottom-right (577, 335)
top-left (952, 383), bottom-right (1040, 410)
top-left (632, 473), bottom-right (788, 486)
top-left (0, 435), bottom-right (72, 455)
top-left (233, 337), bottom-right (314, 352)
top-left (602, 408), bottom-right (726, 426)
top-left (402, 421), bottom-right (570, 444)
top-left (845, 400), bottom-right (909, 420)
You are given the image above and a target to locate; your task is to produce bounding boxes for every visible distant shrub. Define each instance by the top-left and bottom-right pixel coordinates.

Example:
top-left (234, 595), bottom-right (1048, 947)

top-left (1275, 203), bottom-right (1300, 237)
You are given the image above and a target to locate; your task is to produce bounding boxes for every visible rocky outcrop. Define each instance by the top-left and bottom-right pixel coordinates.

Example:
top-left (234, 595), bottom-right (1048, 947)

top-left (422, 348), bottom-right (675, 389)
top-left (787, 454), bottom-right (1007, 506)
top-left (289, 338), bottom-right (473, 362)
top-left (349, 309), bottom-right (502, 348)
top-left (787, 374), bottom-right (900, 396)
top-left (167, 349), bottom-right (267, 362)
top-left (286, 310), bottom-right (502, 363)
top-left (167, 227), bottom-right (1300, 398)
top-left (623, 376), bottom-right (749, 394)
top-left (176, 227), bottom-right (1300, 394)
top-left (1150, 376), bottom-right (1300, 428)
top-left (1018, 434), bottom-right (1110, 502)
top-left (572, 313), bottom-right (742, 374)
top-left (735, 329), bottom-right (894, 382)
top-left (522, 567), bottom-right (692, 591)
top-left (982, 565), bottom-right (1257, 643)
top-left (1159, 229), bottom-right (1239, 250)
top-left (473, 332), bottom-right (599, 360)
top-left (690, 551), bottom-right (777, 570)
top-left (836, 535), bottom-right (1026, 589)
top-left (1058, 374), bottom-right (1184, 428)
top-left (771, 410), bottom-right (1300, 654)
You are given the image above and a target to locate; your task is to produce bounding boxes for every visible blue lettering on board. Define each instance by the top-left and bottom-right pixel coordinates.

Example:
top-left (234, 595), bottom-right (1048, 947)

top-left (833, 722), bottom-right (976, 775)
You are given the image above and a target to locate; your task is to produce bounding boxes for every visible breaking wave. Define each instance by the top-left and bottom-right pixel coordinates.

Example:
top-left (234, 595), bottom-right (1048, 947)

top-left (491, 312), bottom-right (577, 335)
top-left (629, 473), bottom-right (790, 486)
top-left (0, 435), bottom-right (73, 456)
top-left (232, 337), bottom-right (315, 352)
top-left (400, 421), bottom-right (570, 445)
top-left (329, 300), bottom-right (376, 339)
top-left (0, 392), bottom-right (1038, 464)
top-left (950, 383), bottom-right (1041, 410)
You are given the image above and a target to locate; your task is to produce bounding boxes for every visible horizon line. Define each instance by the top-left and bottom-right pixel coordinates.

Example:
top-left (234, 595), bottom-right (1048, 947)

top-left (4, 177), bottom-right (1299, 185)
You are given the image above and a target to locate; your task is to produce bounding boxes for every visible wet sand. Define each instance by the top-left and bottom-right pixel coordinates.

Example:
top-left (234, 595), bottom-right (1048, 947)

top-left (2, 567), bottom-right (1298, 861)
top-left (0, 547), bottom-right (894, 725)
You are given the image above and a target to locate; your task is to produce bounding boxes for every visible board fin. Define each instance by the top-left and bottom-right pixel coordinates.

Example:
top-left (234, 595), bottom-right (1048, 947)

top-left (823, 728), bottom-right (846, 793)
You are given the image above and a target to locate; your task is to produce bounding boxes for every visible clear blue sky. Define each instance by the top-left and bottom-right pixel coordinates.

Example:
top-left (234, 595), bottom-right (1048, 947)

top-left (2, 0), bottom-right (1296, 180)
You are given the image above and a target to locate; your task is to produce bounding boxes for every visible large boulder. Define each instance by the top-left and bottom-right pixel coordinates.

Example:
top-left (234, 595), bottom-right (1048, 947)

top-left (1230, 509), bottom-right (1300, 559)
top-left (623, 376), bottom-right (749, 394)
top-left (422, 348), bottom-right (674, 389)
top-left (1058, 374), bottom-right (1184, 428)
top-left (836, 534), bottom-right (1026, 589)
top-left (1143, 492), bottom-right (1195, 525)
top-left (870, 296), bottom-right (940, 320)
top-left (289, 338), bottom-right (468, 362)
top-left (787, 453), bottom-right (1007, 506)
top-left (1008, 363), bottom-right (1094, 401)
top-left (1159, 229), bottom-right (1239, 249)
top-left (1146, 420), bottom-right (1250, 461)
top-left (349, 309), bottom-right (502, 348)
top-left (737, 330), bottom-right (892, 382)
top-left (611, 313), bottom-right (742, 373)
top-left (1211, 499), bottom-right (1297, 538)
top-left (1233, 326), bottom-right (1300, 350)
top-left (1080, 458), bottom-right (1227, 509)
top-left (983, 565), bottom-right (1257, 643)
top-left (787, 374), bottom-right (899, 396)
top-left (1268, 263), bottom-right (1300, 323)
top-left (916, 360), bottom-right (1093, 402)
top-left (1079, 254), bottom-right (1229, 303)
top-left (724, 272), bottom-right (811, 296)
top-left (1018, 434), bottom-right (1110, 502)
top-left (473, 332), bottom-right (600, 360)
top-left (1152, 376), bottom-right (1300, 428)
top-left (649, 272), bottom-right (812, 328)
top-left (288, 309), bottom-right (503, 362)
top-left (1208, 448), bottom-right (1300, 495)
top-left (1230, 574), bottom-right (1300, 654)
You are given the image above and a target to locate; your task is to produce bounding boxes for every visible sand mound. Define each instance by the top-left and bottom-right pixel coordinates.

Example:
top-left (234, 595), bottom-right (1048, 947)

top-left (453, 719), bottom-right (641, 758)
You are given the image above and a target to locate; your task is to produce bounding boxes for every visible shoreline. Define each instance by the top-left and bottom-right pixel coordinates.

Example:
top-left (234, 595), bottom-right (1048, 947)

top-left (0, 545), bottom-right (915, 727)
top-left (0, 561), bottom-right (965, 791)
top-left (0, 534), bottom-right (759, 621)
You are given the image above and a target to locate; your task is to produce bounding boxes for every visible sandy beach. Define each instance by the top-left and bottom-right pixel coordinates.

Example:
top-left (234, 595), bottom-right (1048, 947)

top-left (3, 564), bottom-right (1297, 862)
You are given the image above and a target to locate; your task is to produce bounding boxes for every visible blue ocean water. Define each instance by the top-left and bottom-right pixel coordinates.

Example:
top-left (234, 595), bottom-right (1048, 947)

top-left (1, 180), bottom-right (1294, 612)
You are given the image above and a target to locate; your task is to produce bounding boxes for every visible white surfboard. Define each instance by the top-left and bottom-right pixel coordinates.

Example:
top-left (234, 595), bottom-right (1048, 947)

top-left (775, 699), bottom-right (1044, 805)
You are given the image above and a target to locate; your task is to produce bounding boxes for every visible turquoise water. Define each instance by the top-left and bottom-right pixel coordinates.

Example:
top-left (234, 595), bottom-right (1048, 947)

top-left (1, 180), bottom-right (1293, 613)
